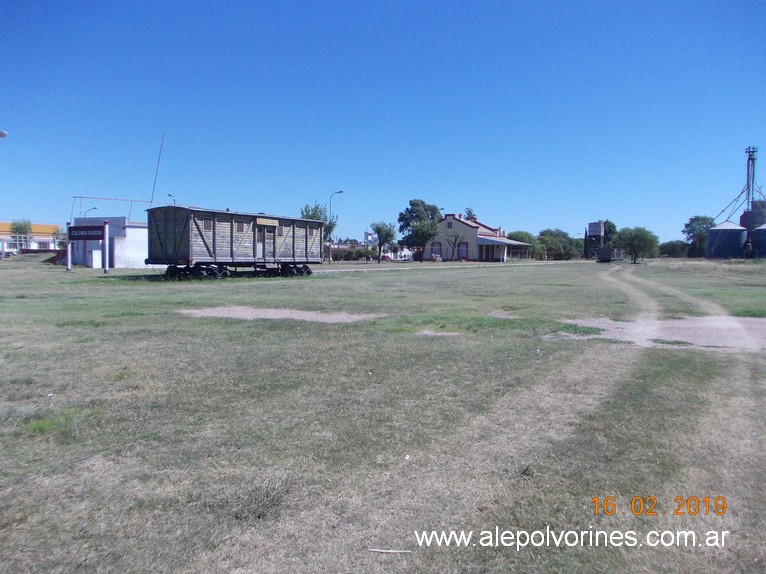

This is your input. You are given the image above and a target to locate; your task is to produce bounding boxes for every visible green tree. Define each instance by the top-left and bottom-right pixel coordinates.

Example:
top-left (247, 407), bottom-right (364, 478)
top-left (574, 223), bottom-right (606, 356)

top-left (301, 202), bottom-right (335, 242)
top-left (464, 207), bottom-right (476, 219)
top-left (506, 230), bottom-right (535, 244)
top-left (682, 215), bottom-right (715, 258)
top-left (505, 231), bottom-right (544, 259)
top-left (539, 235), bottom-right (565, 259)
top-left (603, 219), bottom-right (617, 244)
top-left (659, 240), bottom-right (688, 258)
top-left (397, 199), bottom-right (441, 247)
top-left (409, 220), bottom-right (439, 261)
top-left (370, 221), bottom-right (396, 263)
top-left (10, 219), bottom-right (31, 235)
top-left (443, 231), bottom-right (466, 261)
top-left (52, 225), bottom-right (64, 248)
top-left (507, 230), bottom-right (544, 259)
top-left (539, 228), bottom-right (578, 259)
top-left (613, 227), bottom-right (659, 263)
top-left (571, 236), bottom-right (584, 257)
top-left (10, 219), bottom-right (32, 250)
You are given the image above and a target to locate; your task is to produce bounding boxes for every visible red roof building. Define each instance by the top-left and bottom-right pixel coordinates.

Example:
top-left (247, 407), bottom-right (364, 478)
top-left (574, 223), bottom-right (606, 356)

top-left (423, 214), bottom-right (530, 262)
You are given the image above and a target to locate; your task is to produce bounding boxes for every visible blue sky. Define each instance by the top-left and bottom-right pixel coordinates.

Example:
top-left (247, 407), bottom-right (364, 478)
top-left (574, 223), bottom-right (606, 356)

top-left (2, 1), bottom-right (764, 242)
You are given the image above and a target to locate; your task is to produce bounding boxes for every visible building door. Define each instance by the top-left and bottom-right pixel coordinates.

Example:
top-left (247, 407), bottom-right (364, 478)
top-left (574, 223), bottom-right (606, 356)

top-left (255, 226), bottom-right (264, 259)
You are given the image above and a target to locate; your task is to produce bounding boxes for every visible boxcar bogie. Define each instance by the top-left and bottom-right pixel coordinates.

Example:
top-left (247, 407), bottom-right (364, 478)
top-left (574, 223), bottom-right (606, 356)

top-left (163, 264), bottom-right (235, 279)
top-left (146, 206), bottom-right (323, 279)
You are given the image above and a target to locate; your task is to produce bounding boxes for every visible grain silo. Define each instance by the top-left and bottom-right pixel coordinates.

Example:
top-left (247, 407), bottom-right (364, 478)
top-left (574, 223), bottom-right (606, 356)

top-left (751, 223), bottom-right (766, 258)
top-left (740, 200), bottom-right (766, 231)
top-left (707, 221), bottom-right (746, 259)
top-left (712, 147), bottom-right (763, 258)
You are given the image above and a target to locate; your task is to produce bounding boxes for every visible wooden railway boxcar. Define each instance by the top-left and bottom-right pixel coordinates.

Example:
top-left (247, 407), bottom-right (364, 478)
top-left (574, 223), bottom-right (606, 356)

top-left (146, 206), bottom-right (324, 277)
top-left (596, 246), bottom-right (625, 262)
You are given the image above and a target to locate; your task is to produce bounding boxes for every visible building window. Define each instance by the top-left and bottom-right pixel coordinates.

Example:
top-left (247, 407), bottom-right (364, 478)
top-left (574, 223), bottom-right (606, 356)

top-left (458, 242), bottom-right (468, 259)
top-left (277, 225), bottom-right (283, 237)
top-left (308, 226), bottom-right (314, 237)
top-left (236, 221), bottom-right (245, 233)
top-left (447, 222), bottom-right (452, 229)
top-left (203, 218), bottom-right (213, 231)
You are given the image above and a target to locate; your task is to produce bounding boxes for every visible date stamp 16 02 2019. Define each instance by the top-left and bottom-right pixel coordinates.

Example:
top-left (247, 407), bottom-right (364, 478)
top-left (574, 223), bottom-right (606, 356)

top-left (592, 496), bottom-right (727, 517)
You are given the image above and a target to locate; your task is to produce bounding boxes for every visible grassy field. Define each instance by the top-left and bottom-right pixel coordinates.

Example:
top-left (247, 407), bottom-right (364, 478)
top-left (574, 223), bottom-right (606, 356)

top-left (1, 255), bottom-right (764, 573)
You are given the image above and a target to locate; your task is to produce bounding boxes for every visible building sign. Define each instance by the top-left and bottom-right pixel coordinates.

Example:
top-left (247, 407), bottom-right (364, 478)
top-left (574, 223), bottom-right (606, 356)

top-left (68, 225), bottom-right (105, 240)
top-left (66, 221), bottom-right (110, 273)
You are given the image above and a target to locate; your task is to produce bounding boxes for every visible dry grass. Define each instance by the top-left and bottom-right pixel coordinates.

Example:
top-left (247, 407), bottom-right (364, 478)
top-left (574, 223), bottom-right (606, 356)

top-left (0, 257), bottom-right (764, 572)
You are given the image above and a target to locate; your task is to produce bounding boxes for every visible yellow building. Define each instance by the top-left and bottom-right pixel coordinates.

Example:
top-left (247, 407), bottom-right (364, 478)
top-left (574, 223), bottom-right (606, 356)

top-left (423, 214), bottom-right (531, 262)
top-left (0, 222), bottom-right (61, 253)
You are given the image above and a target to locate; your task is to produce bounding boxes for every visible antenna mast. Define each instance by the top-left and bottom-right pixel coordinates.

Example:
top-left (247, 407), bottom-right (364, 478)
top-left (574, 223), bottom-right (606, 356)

top-left (745, 146), bottom-right (757, 212)
top-left (150, 133), bottom-right (165, 204)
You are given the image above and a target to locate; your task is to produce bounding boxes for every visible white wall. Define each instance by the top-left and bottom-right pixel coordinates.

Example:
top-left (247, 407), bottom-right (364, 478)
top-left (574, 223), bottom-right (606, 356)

top-left (114, 226), bottom-right (149, 268)
top-left (67, 217), bottom-right (152, 269)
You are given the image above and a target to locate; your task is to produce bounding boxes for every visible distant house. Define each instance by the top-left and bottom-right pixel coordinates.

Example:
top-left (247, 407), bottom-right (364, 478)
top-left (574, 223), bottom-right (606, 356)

top-left (395, 246), bottom-right (414, 261)
top-left (380, 246), bottom-right (414, 261)
top-left (423, 214), bottom-right (530, 262)
top-left (0, 221), bottom-right (60, 255)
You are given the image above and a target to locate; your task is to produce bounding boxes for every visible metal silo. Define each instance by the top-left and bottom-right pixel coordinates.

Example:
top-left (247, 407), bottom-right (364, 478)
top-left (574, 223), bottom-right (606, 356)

top-left (740, 200), bottom-right (766, 230)
top-left (751, 223), bottom-right (766, 258)
top-left (707, 221), bottom-right (746, 259)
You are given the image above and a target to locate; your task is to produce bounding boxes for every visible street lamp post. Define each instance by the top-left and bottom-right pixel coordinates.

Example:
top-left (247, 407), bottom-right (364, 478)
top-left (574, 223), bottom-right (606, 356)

top-left (0, 131), bottom-right (6, 257)
top-left (78, 207), bottom-right (98, 268)
top-left (328, 190), bottom-right (344, 263)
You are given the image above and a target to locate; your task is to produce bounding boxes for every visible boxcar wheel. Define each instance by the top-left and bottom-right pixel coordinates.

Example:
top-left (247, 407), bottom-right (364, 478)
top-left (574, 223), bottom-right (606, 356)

top-left (280, 264), bottom-right (297, 277)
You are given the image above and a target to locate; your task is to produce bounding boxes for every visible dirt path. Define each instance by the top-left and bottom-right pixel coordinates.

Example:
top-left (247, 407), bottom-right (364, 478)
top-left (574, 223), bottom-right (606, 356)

top-left (569, 265), bottom-right (766, 352)
top-left (574, 264), bottom-right (766, 569)
top-left (331, 265), bottom-right (765, 569)
top-left (179, 307), bottom-right (386, 323)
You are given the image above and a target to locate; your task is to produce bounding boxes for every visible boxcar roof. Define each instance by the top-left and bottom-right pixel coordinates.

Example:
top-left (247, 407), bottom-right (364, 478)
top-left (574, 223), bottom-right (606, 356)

top-left (146, 205), bottom-right (323, 224)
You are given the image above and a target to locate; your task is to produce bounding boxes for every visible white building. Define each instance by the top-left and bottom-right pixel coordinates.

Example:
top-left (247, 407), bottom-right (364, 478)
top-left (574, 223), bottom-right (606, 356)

top-left (69, 217), bottom-right (149, 268)
top-left (0, 222), bottom-right (60, 255)
top-left (393, 247), bottom-right (413, 261)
